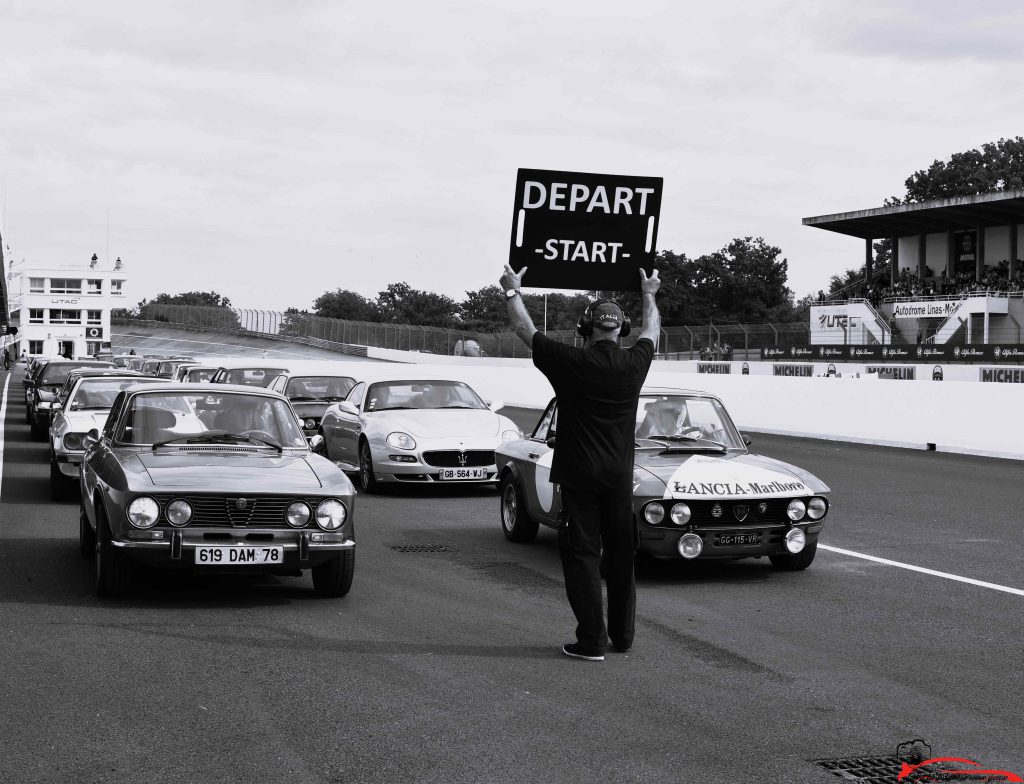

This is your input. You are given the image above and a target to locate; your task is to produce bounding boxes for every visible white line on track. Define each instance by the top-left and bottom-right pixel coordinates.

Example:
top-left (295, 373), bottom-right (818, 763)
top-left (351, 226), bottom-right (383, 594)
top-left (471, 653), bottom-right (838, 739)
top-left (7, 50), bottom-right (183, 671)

top-left (0, 372), bottom-right (9, 498)
top-left (820, 543), bottom-right (1024, 597)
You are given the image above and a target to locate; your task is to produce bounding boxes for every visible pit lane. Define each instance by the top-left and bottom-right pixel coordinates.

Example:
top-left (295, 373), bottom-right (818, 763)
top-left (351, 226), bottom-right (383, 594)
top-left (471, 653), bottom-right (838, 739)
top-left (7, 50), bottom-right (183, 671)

top-left (1, 359), bottom-right (1021, 783)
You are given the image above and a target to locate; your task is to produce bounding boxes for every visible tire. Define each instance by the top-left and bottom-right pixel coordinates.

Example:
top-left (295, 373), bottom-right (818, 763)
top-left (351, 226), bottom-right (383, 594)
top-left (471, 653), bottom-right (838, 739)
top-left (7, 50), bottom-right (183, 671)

top-left (312, 549), bottom-right (355, 597)
top-left (95, 505), bottom-right (132, 597)
top-left (358, 439), bottom-right (378, 493)
top-left (50, 456), bottom-right (74, 502)
top-left (499, 473), bottom-right (538, 543)
top-left (79, 505), bottom-right (96, 558)
top-left (769, 540), bottom-right (817, 571)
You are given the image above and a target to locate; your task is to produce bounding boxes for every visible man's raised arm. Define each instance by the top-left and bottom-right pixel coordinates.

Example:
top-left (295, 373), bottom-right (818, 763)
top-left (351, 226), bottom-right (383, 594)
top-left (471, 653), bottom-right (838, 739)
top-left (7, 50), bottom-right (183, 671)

top-left (637, 268), bottom-right (662, 345)
top-left (500, 264), bottom-right (538, 347)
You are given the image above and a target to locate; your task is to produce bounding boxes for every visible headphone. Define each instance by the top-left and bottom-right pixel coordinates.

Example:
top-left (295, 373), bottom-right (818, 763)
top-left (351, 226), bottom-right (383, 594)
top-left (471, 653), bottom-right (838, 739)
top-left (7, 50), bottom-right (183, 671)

top-left (575, 299), bottom-right (631, 338)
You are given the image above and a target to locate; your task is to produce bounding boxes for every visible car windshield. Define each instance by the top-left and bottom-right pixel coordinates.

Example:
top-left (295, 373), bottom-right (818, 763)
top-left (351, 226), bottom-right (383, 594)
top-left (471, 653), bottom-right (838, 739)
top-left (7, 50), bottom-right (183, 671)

top-left (184, 368), bottom-right (217, 382)
top-left (634, 395), bottom-right (743, 449)
top-left (222, 368), bottom-right (288, 387)
top-left (365, 380), bottom-right (487, 411)
top-left (116, 392), bottom-right (306, 447)
top-left (286, 375), bottom-right (356, 401)
top-left (40, 362), bottom-right (115, 386)
top-left (70, 378), bottom-right (164, 409)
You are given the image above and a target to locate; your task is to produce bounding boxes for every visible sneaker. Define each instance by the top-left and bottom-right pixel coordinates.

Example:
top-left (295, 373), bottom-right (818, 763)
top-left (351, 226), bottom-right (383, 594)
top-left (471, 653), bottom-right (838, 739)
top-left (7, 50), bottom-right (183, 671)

top-left (610, 641), bottom-right (632, 653)
top-left (562, 643), bottom-right (605, 661)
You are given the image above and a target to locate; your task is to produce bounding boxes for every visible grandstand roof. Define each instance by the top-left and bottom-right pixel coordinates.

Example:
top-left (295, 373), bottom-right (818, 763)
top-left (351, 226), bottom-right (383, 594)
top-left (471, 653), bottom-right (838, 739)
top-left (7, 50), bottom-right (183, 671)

top-left (803, 188), bottom-right (1024, 239)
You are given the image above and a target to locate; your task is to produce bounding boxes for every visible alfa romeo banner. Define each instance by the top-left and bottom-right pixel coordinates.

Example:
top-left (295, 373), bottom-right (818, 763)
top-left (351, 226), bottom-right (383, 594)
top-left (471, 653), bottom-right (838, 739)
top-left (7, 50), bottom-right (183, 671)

top-left (508, 168), bottom-right (663, 292)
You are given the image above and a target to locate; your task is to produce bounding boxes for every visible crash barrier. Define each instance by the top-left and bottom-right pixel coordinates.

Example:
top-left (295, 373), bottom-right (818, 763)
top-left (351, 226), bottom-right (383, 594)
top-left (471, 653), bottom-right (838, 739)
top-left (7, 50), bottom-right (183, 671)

top-left (306, 355), bottom-right (1024, 461)
top-left (762, 344), bottom-right (1024, 363)
top-left (119, 306), bottom-right (814, 359)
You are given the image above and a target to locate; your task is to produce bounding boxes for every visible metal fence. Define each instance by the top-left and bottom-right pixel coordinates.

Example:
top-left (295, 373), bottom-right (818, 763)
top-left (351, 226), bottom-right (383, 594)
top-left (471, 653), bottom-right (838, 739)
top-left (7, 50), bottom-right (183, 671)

top-left (119, 304), bottom-right (814, 359)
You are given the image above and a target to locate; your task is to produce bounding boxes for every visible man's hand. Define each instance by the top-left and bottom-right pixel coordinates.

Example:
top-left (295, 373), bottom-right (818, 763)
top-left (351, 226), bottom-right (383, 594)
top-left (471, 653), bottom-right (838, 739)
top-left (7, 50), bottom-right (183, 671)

top-left (640, 267), bottom-right (661, 296)
top-left (500, 264), bottom-right (527, 292)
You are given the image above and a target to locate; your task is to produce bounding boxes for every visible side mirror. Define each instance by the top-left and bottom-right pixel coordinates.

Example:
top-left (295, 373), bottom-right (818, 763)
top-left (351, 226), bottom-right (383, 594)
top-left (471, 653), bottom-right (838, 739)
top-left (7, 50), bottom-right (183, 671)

top-left (337, 401), bottom-right (359, 416)
top-left (23, 379), bottom-right (35, 388)
top-left (487, 400), bottom-right (504, 412)
top-left (742, 435), bottom-right (752, 446)
top-left (85, 429), bottom-right (100, 447)
top-left (546, 436), bottom-right (556, 448)
top-left (307, 434), bottom-right (325, 453)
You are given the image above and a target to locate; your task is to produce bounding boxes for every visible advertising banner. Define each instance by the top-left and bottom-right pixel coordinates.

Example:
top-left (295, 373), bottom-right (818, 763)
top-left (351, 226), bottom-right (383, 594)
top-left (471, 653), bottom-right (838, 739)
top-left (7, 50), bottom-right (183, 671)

top-left (85, 326), bottom-right (104, 340)
top-left (979, 366), bottom-right (1024, 383)
top-left (772, 364), bottom-right (814, 377)
top-left (865, 365), bottom-right (916, 380)
top-left (697, 362), bottom-right (731, 374)
top-left (508, 168), bottom-right (663, 292)
top-left (891, 299), bottom-right (963, 319)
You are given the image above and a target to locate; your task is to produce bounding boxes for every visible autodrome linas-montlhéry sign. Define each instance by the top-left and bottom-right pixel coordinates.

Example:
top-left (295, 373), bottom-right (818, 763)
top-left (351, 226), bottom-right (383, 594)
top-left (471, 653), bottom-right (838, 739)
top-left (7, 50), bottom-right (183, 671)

top-left (508, 168), bottom-right (663, 292)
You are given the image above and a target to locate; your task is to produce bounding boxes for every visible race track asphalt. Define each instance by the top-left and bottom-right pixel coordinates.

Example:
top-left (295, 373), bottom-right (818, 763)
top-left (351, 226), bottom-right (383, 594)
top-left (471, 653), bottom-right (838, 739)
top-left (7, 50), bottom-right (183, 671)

top-left (1, 358), bottom-right (1021, 784)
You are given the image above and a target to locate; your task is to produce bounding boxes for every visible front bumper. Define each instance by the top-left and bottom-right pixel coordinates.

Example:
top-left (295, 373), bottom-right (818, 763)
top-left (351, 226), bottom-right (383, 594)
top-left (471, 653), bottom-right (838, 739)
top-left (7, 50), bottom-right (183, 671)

top-left (638, 521), bottom-right (824, 559)
top-left (112, 528), bottom-right (354, 570)
top-left (54, 453), bottom-right (82, 478)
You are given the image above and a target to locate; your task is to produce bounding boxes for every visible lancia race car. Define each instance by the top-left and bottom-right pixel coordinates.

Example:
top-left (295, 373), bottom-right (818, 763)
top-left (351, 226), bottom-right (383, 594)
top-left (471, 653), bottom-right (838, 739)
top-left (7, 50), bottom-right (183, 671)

top-left (496, 387), bottom-right (830, 569)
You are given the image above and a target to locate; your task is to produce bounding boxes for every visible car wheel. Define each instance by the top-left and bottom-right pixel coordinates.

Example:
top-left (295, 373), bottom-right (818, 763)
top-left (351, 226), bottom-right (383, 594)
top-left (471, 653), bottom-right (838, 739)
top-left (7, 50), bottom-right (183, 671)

top-left (79, 505), bottom-right (95, 558)
top-left (95, 505), bottom-right (132, 597)
top-left (50, 455), bottom-right (74, 502)
top-left (499, 473), bottom-right (538, 543)
top-left (358, 440), bottom-right (378, 493)
top-left (311, 550), bottom-right (355, 597)
top-left (769, 540), bottom-right (817, 571)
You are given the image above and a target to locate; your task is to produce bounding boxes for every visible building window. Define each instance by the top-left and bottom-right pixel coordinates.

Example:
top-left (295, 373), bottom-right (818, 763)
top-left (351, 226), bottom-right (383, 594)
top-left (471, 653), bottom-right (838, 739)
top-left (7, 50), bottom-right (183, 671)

top-left (29, 309), bottom-right (45, 324)
top-left (86, 341), bottom-right (102, 355)
top-left (50, 309), bottom-right (83, 324)
top-left (111, 279), bottom-right (124, 295)
top-left (87, 279), bottom-right (103, 294)
top-left (50, 278), bottom-right (83, 294)
top-left (87, 310), bottom-right (102, 325)
top-left (29, 278), bottom-right (45, 293)
top-left (29, 340), bottom-right (44, 354)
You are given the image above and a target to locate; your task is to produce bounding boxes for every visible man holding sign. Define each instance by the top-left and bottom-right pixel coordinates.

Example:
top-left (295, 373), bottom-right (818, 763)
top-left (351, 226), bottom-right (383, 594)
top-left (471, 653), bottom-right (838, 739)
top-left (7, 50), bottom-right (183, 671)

top-left (500, 263), bottom-right (661, 661)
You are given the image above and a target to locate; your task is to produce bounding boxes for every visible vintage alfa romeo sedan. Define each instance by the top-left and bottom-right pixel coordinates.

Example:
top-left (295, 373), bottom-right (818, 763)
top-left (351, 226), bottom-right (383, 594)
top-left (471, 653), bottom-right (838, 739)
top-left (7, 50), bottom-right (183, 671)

top-left (496, 387), bottom-right (830, 570)
top-left (79, 383), bottom-right (356, 597)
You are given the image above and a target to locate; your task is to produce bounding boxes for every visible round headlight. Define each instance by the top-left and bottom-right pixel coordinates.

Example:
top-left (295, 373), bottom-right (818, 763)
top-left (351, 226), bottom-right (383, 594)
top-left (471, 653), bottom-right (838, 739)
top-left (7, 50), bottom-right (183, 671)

top-left (166, 499), bottom-right (193, 527)
top-left (315, 499), bottom-right (347, 531)
top-left (63, 432), bottom-right (84, 451)
top-left (807, 497), bottom-right (827, 520)
top-left (678, 533), bottom-right (703, 559)
top-left (304, 418), bottom-right (316, 430)
top-left (785, 527), bottom-right (807, 553)
top-left (127, 496), bottom-right (160, 529)
top-left (669, 502), bottom-right (691, 525)
top-left (286, 501), bottom-right (311, 528)
top-left (643, 502), bottom-right (665, 525)
top-left (386, 432), bottom-right (416, 450)
top-left (787, 499), bottom-right (807, 521)
top-left (501, 429), bottom-right (521, 443)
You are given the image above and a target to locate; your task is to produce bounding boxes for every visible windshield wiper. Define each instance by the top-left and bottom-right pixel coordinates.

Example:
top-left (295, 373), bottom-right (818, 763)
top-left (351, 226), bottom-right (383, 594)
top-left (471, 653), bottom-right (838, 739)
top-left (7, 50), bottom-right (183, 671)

top-left (153, 431), bottom-right (283, 452)
top-left (289, 396), bottom-right (327, 402)
top-left (646, 434), bottom-right (727, 451)
top-left (438, 404), bottom-right (475, 409)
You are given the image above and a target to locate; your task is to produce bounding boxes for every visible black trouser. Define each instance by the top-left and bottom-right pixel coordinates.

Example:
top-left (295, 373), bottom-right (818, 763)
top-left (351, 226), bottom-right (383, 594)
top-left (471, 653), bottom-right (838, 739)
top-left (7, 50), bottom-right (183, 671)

top-left (558, 486), bottom-right (636, 653)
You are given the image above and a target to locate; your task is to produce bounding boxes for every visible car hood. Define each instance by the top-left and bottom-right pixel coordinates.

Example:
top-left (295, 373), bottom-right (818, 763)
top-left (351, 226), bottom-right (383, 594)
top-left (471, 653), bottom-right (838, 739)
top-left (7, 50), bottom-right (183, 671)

top-left (634, 452), bottom-right (830, 499)
top-left (61, 411), bottom-right (111, 431)
top-left (369, 409), bottom-right (501, 438)
top-left (135, 453), bottom-right (324, 490)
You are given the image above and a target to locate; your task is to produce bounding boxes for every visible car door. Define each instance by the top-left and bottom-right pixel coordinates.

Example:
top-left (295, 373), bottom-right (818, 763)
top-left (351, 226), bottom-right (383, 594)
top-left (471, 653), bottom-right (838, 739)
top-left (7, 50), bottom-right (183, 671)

top-left (519, 399), bottom-right (561, 526)
top-left (322, 382), bottom-right (363, 465)
top-left (333, 383), bottom-right (366, 465)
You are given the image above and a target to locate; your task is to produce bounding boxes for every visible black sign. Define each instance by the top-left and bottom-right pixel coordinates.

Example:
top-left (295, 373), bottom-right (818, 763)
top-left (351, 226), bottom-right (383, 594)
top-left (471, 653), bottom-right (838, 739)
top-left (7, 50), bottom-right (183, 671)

top-left (773, 364), bottom-right (814, 377)
top-left (846, 345), bottom-right (882, 361)
top-left (954, 231), bottom-right (976, 278)
top-left (508, 168), bottom-right (663, 292)
top-left (85, 327), bottom-right (104, 339)
top-left (865, 366), bottom-right (916, 380)
top-left (697, 363), bottom-right (731, 374)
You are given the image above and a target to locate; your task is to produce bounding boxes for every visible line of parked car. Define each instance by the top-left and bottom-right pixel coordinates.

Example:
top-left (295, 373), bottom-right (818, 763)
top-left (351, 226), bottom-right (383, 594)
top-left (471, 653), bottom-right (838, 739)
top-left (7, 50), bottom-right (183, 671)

top-left (16, 349), bottom-right (832, 600)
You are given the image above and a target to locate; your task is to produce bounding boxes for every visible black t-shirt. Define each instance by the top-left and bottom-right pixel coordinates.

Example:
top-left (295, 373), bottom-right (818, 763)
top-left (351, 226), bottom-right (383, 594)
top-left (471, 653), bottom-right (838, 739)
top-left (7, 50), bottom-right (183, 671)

top-left (532, 332), bottom-right (655, 492)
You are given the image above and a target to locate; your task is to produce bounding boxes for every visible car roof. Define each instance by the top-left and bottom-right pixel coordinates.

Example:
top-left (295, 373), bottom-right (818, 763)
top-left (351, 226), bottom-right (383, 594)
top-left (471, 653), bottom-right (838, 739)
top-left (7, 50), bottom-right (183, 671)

top-left (640, 386), bottom-right (723, 401)
top-left (123, 382), bottom-right (287, 398)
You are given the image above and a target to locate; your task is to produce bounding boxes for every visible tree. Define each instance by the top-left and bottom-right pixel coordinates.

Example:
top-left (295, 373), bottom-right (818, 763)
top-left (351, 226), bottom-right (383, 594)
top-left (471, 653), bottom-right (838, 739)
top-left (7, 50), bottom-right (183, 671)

top-left (376, 282), bottom-right (457, 327)
top-left (148, 291), bottom-right (234, 308)
top-left (902, 137), bottom-right (1024, 203)
top-left (312, 289), bottom-right (380, 322)
top-left (458, 286), bottom-right (507, 332)
top-left (136, 290), bottom-right (240, 329)
top-left (827, 267), bottom-right (865, 297)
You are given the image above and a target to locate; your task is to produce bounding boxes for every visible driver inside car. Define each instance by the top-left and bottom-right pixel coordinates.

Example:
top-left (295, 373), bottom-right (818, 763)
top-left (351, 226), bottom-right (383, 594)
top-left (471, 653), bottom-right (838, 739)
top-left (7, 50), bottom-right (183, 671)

top-left (636, 398), bottom-right (687, 438)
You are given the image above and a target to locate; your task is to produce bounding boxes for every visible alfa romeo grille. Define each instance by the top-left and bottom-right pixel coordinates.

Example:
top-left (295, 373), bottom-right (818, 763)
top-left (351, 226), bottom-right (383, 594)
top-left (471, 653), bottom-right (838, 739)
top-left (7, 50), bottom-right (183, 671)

top-left (151, 495), bottom-right (327, 527)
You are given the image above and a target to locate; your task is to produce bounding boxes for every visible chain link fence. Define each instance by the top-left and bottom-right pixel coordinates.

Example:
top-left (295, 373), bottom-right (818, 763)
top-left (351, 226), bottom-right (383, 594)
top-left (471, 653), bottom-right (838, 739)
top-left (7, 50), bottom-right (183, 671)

top-left (119, 304), bottom-right (814, 359)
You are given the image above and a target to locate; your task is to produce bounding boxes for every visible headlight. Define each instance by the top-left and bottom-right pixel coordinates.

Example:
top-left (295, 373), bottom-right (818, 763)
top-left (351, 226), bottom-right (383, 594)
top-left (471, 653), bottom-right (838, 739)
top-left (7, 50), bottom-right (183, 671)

top-left (678, 533), bottom-right (703, 559)
top-left (63, 432), bottom-right (84, 451)
top-left (386, 432), bottom-right (416, 450)
top-left (807, 497), bottom-right (827, 520)
top-left (286, 501), bottom-right (311, 528)
top-left (787, 499), bottom-right (807, 521)
top-left (669, 502), bottom-right (691, 525)
top-left (501, 429), bottom-right (521, 443)
top-left (315, 499), bottom-right (347, 531)
top-left (642, 502), bottom-right (665, 525)
top-left (304, 418), bottom-right (316, 430)
top-left (166, 499), bottom-right (193, 526)
top-left (127, 496), bottom-right (160, 528)
top-left (785, 527), bottom-right (806, 553)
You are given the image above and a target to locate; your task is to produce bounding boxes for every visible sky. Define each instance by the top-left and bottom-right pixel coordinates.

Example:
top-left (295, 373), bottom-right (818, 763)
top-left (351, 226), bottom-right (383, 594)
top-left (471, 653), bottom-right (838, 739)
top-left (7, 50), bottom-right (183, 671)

top-left (3, 0), bottom-right (1024, 314)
